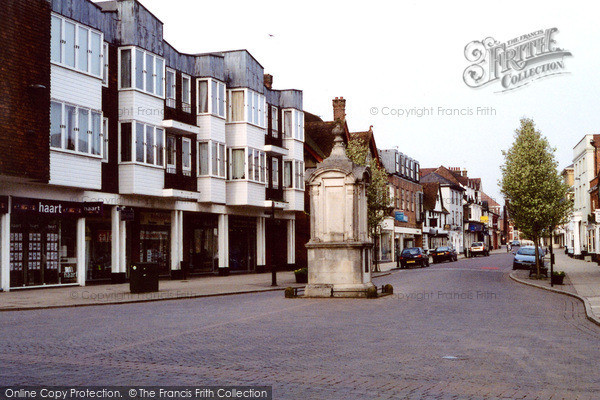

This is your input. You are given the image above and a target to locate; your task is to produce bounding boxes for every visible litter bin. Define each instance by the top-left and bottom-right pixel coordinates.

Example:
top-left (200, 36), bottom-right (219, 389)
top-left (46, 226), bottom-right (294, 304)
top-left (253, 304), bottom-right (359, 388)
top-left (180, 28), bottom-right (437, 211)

top-left (129, 262), bottom-right (159, 293)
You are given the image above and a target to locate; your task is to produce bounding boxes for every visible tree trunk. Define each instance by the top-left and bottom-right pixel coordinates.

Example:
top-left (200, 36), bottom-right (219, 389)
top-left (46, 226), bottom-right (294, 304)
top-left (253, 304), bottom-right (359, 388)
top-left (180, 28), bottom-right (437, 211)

top-left (534, 235), bottom-right (540, 278)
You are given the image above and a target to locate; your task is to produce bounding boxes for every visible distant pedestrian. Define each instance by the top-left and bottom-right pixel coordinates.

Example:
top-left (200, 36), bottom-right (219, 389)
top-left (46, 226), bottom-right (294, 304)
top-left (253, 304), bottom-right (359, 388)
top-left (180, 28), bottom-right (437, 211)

top-left (507, 243), bottom-right (511, 252)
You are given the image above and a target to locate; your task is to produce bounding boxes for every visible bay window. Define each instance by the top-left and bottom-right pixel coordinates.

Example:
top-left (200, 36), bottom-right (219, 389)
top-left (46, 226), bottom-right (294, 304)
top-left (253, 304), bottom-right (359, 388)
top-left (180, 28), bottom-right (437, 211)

top-left (294, 160), bottom-right (304, 189)
top-left (283, 161), bottom-right (292, 188)
top-left (198, 142), bottom-right (209, 175)
top-left (282, 109), bottom-right (304, 140)
top-left (226, 89), bottom-right (266, 127)
top-left (229, 90), bottom-right (244, 122)
top-left (50, 100), bottom-right (103, 157)
top-left (230, 149), bottom-right (245, 180)
top-left (182, 74), bottom-right (191, 113)
top-left (50, 14), bottom-right (103, 78)
top-left (119, 47), bottom-right (165, 97)
top-left (283, 110), bottom-right (292, 138)
top-left (197, 79), bottom-right (225, 117)
top-left (198, 142), bottom-right (226, 178)
top-left (182, 138), bottom-right (192, 173)
top-left (123, 121), bottom-right (164, 166)
top-left (228, 148), bottom-right (264, 182)
top-left (166, 69), bottom-right (176, 108)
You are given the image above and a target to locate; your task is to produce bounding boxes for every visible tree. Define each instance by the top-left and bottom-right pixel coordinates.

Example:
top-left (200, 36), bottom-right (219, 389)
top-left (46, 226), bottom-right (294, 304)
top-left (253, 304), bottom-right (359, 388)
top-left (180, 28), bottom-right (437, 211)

top-left (346, 137), bottom-right (392, 271)
top-left (500, 118), bottom-right (572, 277)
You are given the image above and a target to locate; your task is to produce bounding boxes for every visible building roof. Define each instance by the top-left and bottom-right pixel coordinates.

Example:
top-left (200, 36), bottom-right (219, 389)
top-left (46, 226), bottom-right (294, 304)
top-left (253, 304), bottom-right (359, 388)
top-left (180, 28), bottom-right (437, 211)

top-left (422, 182), bottom-right (441, 211)
top-left (420, 172), bottom-right (465, 191)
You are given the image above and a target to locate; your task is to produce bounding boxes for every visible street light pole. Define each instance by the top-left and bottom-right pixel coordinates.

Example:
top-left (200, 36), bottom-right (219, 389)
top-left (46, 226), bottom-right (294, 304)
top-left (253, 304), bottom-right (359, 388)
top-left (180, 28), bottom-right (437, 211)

top-left (550, 231), bottom-right (555, 287)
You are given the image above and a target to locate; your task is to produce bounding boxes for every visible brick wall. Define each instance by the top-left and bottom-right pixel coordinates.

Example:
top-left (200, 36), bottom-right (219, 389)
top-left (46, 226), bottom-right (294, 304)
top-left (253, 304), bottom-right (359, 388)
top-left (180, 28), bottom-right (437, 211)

top-left (389, 174), bottom-right (423, 229)
top-left (0, 0), bottom-right (51, 182)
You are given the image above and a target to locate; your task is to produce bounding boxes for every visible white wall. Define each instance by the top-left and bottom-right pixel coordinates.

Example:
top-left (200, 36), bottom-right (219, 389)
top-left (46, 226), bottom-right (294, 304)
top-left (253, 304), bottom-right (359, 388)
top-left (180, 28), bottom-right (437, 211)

top-left (49, 151), bottom-right (102, 190)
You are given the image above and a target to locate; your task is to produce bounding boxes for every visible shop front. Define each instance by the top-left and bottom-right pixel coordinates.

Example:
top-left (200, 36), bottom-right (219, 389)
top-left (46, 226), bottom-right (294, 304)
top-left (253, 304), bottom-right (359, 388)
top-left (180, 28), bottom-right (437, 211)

top-left (228, 215), bottom-right (256, 272)
top-left (85, 203), bottom-right (112, 283)
top-left (129, 209), bottom-right (172, 277)
top-left (184, 212), bottom-right (218, 274)
top-left (7, 197), bottom-right (102, 288)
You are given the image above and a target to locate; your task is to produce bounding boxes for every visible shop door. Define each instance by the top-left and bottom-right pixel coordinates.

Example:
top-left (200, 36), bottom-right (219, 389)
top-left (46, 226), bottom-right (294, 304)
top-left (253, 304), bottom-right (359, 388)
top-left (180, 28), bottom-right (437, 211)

top-left (139, 229), bottom-right (170, 276)
top-left (266, 220), bottom-right (287, 270)
top-left (229, 218), bottom-right (256, 272)
top-left (190, 227), bottom-right (217, 273)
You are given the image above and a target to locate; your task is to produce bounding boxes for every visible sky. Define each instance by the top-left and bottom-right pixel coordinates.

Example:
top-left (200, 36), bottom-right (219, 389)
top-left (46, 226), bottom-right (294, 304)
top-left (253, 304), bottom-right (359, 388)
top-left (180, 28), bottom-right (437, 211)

top-left (107, 0), bottom-right (600, 204)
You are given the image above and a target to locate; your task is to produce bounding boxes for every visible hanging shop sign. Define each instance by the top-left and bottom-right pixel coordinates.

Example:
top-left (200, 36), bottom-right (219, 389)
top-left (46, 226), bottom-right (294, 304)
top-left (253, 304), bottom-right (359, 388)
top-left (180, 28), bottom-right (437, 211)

top-left (120, 207), bottom-right (135, 221)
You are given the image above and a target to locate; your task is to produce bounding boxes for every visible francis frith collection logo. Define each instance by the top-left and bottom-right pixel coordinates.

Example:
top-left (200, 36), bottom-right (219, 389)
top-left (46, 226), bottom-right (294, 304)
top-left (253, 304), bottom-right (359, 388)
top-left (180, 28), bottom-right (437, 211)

top-left (463, 28), bottom-right (572, 92)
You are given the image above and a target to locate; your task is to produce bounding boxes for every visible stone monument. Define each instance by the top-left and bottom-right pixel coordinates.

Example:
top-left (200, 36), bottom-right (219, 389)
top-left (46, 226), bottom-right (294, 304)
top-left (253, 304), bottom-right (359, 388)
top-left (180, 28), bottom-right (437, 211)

top-left (304, 124), bottom-right (375, 297)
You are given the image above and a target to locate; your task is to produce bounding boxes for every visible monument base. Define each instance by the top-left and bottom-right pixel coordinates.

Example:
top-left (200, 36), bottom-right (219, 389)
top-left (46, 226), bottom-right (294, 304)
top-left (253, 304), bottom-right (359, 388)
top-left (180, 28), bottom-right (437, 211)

top-left (304, 282), bottom-right (376, 298)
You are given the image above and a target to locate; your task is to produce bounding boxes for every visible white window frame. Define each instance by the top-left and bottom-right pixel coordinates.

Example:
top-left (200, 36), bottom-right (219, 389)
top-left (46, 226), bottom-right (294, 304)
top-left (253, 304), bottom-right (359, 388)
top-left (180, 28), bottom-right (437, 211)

top-left (166, 68), bottom-right (176, 108)
top-left (182, 137), bottom-right (192, 172)
top-left (102, 42), bottom-right (109, 87)
top-left (182, 74), bottom-right (191, 113)
top-left (166, 134), bottom-right (177, 173)
top-left (227, 147), bottom-right (264, 182)
top-left (271, 105), bottom-right (278, 134)
top-left (51, 13), bottom-right (103, 79)
top-left (197, 78), bottom-right (226, 118)
top-left (102, 117), bottom-right (109, 162)
top-left (118, 46), bottom-right (165, 98)
top-left (226, 88), bottom-right (266, 128)
top-left (272, 157), bottom-right (279, 189)
top-left (124, 121), bottom-right (165, 167)
top-left (49, 99), bottom-right (103, 159)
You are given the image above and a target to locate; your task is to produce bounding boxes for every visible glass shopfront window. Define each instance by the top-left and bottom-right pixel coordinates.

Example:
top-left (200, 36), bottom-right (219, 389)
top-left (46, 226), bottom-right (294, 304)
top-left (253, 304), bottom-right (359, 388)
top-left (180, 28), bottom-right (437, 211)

top-left (10, 217), bottom-right (77, 288)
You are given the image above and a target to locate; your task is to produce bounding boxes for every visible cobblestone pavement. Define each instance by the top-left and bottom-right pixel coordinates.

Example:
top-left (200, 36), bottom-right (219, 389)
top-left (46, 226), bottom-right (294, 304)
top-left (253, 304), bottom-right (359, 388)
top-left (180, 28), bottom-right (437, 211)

top-left (1, 252), bottom-right (599, 399)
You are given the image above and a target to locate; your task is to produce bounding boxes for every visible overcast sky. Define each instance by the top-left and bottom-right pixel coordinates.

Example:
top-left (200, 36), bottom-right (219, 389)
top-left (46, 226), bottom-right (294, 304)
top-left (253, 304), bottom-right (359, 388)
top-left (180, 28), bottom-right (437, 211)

top-left (114, 0), bottom-right (600, 204)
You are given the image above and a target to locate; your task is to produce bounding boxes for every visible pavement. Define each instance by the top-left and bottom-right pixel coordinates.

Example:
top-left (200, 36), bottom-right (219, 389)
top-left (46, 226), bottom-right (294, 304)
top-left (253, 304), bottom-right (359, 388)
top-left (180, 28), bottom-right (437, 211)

top-left (0, 269), bottom-right (392, 311)
top-left (509, 247), bottom-right (600, 325)
top-left (2, 251), bottom-right (599, 399)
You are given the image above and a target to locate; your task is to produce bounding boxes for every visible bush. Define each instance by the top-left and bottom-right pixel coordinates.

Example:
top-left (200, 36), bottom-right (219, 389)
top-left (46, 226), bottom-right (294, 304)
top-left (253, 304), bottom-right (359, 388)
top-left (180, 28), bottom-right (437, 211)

top-left (366, 286), bottom-right (378, 298)
top-left (552, 270), bottom-right (566, 277)
top-left (284, 287), bottom-right (296, 298)
top-left (383, 284), bottom-right (394, 294)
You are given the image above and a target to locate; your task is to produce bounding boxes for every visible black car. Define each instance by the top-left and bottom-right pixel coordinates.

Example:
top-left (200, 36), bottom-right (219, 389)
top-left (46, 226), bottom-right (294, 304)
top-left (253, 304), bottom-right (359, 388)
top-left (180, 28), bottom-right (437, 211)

top-left (432, 246), bottom-right (458, 263)
top-left (399, 247), bottom-right (429, 268)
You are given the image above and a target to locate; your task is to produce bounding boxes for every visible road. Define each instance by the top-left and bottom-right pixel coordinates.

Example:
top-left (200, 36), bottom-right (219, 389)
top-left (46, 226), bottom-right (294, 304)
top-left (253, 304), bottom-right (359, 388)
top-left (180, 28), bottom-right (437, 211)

top-left (1, 252), bottom-right (599, 399)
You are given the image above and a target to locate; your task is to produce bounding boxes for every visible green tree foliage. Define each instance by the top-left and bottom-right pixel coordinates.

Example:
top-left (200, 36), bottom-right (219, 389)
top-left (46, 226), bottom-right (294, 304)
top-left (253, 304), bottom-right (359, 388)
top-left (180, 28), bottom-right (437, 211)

top-left (500, 118), bottom-right (572, 277)
top-left (346, 138), bottom-right (392, 239)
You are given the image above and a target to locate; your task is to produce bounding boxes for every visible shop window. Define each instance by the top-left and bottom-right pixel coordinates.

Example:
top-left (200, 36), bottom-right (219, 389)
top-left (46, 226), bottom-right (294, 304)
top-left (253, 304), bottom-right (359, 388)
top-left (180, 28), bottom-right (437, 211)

top-left (10, 218), bottom-right (77, 288)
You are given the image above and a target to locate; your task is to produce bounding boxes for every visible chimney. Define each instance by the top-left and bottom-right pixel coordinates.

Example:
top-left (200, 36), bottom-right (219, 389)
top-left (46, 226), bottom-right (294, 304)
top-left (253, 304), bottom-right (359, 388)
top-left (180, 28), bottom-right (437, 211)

top-left (333, 97), bottom-right (346, 122)
top-left (461, 169), bottom-right (468, 177)
top-left (264, 74), bottom-right (273, 90)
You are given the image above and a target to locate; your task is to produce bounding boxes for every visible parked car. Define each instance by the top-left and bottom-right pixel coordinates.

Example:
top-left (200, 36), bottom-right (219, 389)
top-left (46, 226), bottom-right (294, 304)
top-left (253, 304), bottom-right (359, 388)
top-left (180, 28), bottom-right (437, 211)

top-left (469, 242), bottom-right (489, 257)
top-left (399, 247), bottom-right (429, 268)
top-left (510, 240), bottom-right (521, 248)
top-left (513, 246), bottom-right (546, 270)
top-left (432, 246), bottom-right (458, 263)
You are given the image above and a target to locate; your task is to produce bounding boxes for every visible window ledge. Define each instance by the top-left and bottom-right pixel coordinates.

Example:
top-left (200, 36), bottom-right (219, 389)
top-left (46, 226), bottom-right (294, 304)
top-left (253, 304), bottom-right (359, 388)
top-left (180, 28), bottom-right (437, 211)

top-left (118, 87), bottom-right (165, 101)
top-left (51, 147), bottom-right (103, 160)
top-left (119, 161), bottom-right (165, 170)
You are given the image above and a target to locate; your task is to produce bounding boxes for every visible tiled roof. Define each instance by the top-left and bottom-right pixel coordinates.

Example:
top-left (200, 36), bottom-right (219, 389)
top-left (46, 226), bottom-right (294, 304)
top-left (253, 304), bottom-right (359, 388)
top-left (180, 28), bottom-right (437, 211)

top-left (422, 182), bottom-right (440, 211)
